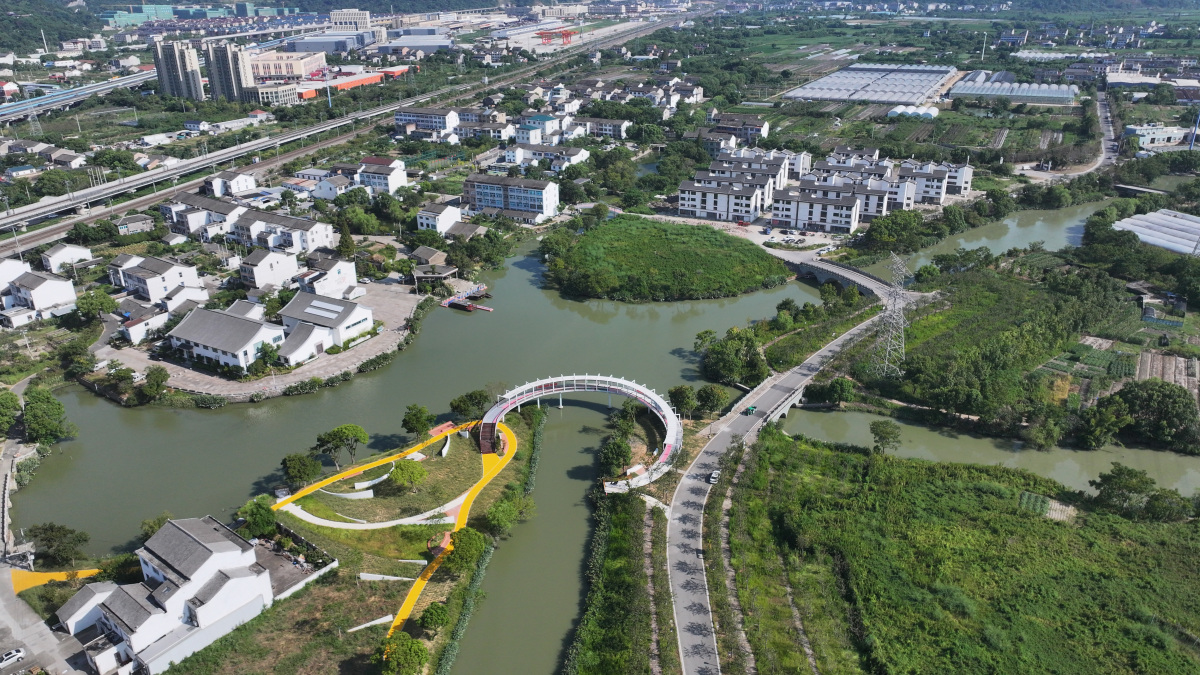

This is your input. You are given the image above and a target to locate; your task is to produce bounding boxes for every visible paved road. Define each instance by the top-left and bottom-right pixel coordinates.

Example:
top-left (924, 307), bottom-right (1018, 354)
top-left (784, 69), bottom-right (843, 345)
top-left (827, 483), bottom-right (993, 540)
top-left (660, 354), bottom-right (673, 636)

top-left (0, 566), bottom-right (86, 675)
top-left (665, 306), bottom-right (890, 675)
top-left (1021, 92), bottom-right (1118, 182)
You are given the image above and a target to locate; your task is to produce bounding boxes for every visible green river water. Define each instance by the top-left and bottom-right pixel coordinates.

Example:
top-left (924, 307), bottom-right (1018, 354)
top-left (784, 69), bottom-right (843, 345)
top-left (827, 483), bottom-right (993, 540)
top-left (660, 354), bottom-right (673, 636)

top-left (14, 199), bottom-right (1200, 674)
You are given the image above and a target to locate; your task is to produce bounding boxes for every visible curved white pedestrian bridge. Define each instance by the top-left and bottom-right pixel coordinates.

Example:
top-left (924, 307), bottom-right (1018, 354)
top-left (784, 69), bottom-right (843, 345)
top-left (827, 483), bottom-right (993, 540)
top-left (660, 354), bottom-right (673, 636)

top-left (479, 375), bottom-right (683, 490)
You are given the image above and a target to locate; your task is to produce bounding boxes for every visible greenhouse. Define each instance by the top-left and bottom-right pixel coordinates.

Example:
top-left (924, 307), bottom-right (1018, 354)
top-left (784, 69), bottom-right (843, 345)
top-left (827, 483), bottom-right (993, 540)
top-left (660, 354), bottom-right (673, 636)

top-left (887, 105), bottom-right (940, 118)
top-left (1112, 210), bottom-right (1200, 254)
top-left (948, 79), bottom-right (1079, 104)
top-left (782, 63), bottom-right (957, 105)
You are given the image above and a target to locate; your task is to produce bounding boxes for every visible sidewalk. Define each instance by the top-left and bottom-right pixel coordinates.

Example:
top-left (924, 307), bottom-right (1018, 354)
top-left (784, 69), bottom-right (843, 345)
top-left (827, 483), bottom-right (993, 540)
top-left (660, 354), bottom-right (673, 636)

top-left (0, 566), bottom-right (87, 675)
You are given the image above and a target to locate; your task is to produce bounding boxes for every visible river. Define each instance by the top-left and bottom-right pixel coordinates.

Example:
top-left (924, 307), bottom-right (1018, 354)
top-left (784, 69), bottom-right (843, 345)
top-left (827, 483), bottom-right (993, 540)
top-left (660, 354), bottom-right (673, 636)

top-left (16, 199), bottom-right (1200, 674)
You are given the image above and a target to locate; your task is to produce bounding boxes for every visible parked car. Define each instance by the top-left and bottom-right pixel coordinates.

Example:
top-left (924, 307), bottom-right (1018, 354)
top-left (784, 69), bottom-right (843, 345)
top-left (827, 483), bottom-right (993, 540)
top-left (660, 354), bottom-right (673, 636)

top-left (708, 470), bottom-right (721, 484)
top-left (0, 649), bottom-right (25, 668)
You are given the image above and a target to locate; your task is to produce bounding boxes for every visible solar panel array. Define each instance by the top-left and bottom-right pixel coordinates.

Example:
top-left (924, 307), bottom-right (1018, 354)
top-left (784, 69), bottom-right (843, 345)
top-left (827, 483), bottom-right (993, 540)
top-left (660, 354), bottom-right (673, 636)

top-left (304, 299), bottom-right (344, 320)
top-left (782, 63), bottom-right (958, 105)
top-left (1113, 209), bottom-right (1200, 255)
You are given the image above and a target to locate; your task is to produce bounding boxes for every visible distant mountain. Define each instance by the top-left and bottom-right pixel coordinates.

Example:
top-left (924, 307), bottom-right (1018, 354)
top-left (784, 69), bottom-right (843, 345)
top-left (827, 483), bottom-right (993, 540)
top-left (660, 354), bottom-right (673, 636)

top-left (0, 0), bottom-right (104, 56)
top-left (1007, 0), bottom-right (1200, 10)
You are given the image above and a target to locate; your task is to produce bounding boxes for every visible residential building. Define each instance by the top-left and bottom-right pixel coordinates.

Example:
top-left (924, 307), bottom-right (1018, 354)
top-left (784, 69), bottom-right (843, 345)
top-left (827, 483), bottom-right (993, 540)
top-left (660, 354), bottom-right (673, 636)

top-left (355, 163), bottom-right (408, 194)
top-left (505, 144), bottom-right (590, 170)
top-left (677, 181), bottom-right (765, 222)
top-left (41, 243), bottom-right (92, 274)
top-left (1125, 123), bottom-right (1191, 147)
top-left (0, 259), bottom-right (31, 288)
top-left (771, 189), bottom-right (862, 233)
top-left (170, 307), bottom-right (285, 370)
top-left (277, 294), bottom-right (374, 365)
top-left (2, 271), bottom-right (76, 326)
top-left (312, 175), bottom-right (353, 201)
top-left (444, 221), bottom-right (489, 241)
top-left (250, 51), bottom-right (326, 82)
top-left (228, 210), bottom-right (336, 255)
top-left (412, 246), bottom-right (447, 266)
top-left (572, 117), bottom-right (632, 139)
top-left (684, 128), bottom-right (739, 158)
top-left (205, 43), bottom-right (255, 103)
top-left (108, 255), bottom-right (202, 304)
top-left (205, 171), bottom-right (257, 197)
top-left (417, 204), bottom-right (461, 234)
top-left (706, 109), bottom-right (770, 142)
top-left (240, 250), bottom-right (299, 289)
top-left (294, 257), bottom-right (358, 299)
top-left (56, 517), bottom-right (277, 675)
top-left (115, 214), bottom-right (156, 235)
top-left (462, 174), bottom-right (559, 221)
top-left (152, 38), bottom-right (206, 101)
top-left (160, 193), bottom-right (247, 241)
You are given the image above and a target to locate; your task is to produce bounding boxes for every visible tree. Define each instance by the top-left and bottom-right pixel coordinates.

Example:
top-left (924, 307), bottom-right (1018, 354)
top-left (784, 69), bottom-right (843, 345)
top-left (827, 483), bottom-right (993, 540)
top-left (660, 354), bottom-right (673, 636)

top-left (313, 424), bottom-right (370, 470)
top-left (1089, 463), bottom-right (1157, 513)
top-left (598, 437), bottom-right (633, 476)
top-left (75, 290), bottom-right (117, 321)
top-left (281, 453), bottom-right (323, 486)
top-left (1113, 378), bottom-right (1200, 452)
top-left (443, 527), bottom-right (487, 575)
top-left (138, 511), bottom-right (172, 543)
top-left (693, 329), bottom-right (717, 352)
top-left (869, 420), bottom-right (902, 455)
top-left (667, 385), bottom-right (698, 419)
top-left (22, 387), bottom-right (76, 444)
top-left (1143, 488), bottom-right (1191, 522)
top-left (1075, 397), bottom-right (1133, 449)
top-left (696, 384), bottom-right (729, 416)
top-left (419, 602), bottom-right (449, 632)
top-left (371, 631), bottom-right (428, 675)
top-left (485, 499), bottom-right (519, 536)
top-left (236, 495), bottom-right (276, 538)
top-left (337, 223), bottom-right (356, 259)
top-left (914, 264), bottom-right (941, 284)
top-left (828, 378), bottom-right (855, 405)
top-left (141, 365), bottom-right (169, 399)
top-left (402, 404), bottom-right (436, 436)
top-left (28, 522), bottom-right (89, 568)
top-left (449, 389), bottom-right (491, 420)
top-left (390, 461), bottom-right (428, 490)
top-left (0, 390), bottom-right (21, 434)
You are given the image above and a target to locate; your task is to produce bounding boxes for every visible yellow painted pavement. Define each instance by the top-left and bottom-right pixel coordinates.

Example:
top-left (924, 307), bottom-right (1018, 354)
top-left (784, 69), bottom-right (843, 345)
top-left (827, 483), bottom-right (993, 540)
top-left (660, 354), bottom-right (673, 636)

top-left (271, 422), bottom-right (477, 511)
top-left (386, 422), bottom-right (517, 636)
top-left (12, 568), bottom-right (101, 594)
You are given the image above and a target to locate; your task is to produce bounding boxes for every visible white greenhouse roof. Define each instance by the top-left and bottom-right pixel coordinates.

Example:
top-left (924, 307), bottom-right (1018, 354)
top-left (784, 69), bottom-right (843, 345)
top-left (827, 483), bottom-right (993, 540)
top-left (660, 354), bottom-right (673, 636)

top-left (782, 63), bottom-right (957, 104)
top-left (1113, 210), bottom-right (1200, 254)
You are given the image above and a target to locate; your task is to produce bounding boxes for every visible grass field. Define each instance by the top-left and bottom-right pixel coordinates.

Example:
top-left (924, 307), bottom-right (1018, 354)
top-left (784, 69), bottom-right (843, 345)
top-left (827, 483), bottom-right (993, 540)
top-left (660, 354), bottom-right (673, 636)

top-left (546, 215), bottom-right (789, 301)
top-left (735, 426), bottom-right (1200, 674)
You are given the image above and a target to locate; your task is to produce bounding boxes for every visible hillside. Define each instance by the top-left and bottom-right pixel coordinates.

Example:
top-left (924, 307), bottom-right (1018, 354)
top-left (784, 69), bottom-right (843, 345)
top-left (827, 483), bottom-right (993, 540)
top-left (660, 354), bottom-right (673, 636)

top-left (0, 0), bottom-right (103, 55)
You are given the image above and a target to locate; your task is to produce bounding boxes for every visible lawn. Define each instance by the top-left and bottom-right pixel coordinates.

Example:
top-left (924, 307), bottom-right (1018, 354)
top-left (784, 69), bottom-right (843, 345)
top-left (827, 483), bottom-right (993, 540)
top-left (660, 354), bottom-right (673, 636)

top-left (307, 435), bottom-right (483, 521)
top-left (734, 425), bottom-right (1200, 674)
top-left (545, 215), bottom-right (790, 301)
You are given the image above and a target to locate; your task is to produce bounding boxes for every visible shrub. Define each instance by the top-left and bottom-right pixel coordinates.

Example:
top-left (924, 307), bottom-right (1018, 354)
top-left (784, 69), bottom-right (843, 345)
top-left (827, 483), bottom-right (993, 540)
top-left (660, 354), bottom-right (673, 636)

top-left (192, 394), bottom-right (227, 409)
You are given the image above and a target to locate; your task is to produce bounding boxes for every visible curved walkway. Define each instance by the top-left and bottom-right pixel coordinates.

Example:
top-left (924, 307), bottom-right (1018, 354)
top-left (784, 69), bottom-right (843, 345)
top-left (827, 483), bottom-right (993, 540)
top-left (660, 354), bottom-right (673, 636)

top-left (387, 422), bottom-right (517, 635)
top-left (279, 490), bottom-right (466, 529)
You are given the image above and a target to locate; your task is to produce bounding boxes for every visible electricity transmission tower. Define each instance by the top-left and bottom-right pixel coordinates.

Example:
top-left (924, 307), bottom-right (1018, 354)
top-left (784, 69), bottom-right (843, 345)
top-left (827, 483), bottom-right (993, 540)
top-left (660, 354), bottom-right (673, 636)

top-left (27, 114), bottom-right (41, 137)
top-left (872, 253), bottom-right (911, 378)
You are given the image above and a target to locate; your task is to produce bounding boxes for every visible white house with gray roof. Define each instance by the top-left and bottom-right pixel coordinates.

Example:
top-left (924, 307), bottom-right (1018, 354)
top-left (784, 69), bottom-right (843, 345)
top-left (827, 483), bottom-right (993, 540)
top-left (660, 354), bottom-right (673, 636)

top-left (56, 516), bottom-right (275, 675)
top-left (1, 271), bottom-right (77, 326)
top-left (160, 193), bottom-right (247, 241)
top-left (239, 249), bottom-right (299, 289)
top-left (293, 257), bottom-right (358, 299)
top-left (229, 210), bottom-right (335, 255)
top-left (40, 243), bottom-right (92, 273)
top-left (277, 293), bottom-right (373, 366)
top-left (204, 170), bottom-right (256, 198)
top-left (108, 255), bottom-right (202, 304)
top-left (168, 307), bottom-right (285, 371)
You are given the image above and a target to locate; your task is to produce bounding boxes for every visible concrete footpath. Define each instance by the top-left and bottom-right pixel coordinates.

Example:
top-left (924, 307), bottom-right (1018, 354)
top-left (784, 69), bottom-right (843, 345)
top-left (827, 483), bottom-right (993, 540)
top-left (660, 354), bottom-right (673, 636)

top-left (0, 567), bottom-right (86, 675)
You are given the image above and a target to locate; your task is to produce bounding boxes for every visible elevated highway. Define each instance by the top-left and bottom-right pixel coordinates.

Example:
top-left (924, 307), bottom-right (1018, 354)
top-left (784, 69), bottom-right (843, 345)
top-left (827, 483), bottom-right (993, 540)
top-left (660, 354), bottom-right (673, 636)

top-left (0, 71), bottom-right (159, 124)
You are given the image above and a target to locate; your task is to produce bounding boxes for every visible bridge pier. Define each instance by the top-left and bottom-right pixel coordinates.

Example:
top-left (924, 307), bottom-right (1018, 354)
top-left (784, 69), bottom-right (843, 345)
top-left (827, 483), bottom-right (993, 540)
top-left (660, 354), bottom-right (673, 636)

top-left (558, 392), bottom-right (563, 409)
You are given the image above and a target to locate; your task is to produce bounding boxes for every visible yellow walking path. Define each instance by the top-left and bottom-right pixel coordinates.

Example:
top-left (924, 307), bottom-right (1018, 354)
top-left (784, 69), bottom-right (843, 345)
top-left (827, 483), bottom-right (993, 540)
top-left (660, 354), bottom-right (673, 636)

top-left (386, 422), bottom-right (516, 636)
top-left (12, 568), bottom-right (101, 594)
top-left (271, 422), bottom-right (477, 512)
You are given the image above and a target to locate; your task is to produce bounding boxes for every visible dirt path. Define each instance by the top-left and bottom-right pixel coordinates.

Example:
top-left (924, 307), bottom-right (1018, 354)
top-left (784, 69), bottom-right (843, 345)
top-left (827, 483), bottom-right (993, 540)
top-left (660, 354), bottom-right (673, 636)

top-left (779, 553), bottom-right (821, 675)
top-left (720, 448), bottom-right (758, 674)
top-left (644, 505), bottom-right (663, 675)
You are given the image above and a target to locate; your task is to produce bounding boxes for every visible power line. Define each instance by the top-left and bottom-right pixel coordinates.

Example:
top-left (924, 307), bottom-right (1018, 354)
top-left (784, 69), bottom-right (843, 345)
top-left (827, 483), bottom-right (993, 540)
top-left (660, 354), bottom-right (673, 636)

top-left (871, 253), bottom-right (911, 378)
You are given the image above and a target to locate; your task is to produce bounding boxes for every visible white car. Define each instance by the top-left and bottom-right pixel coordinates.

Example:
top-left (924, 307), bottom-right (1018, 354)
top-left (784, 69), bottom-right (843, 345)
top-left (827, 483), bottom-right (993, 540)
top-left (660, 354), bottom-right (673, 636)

top-left (0, 649), bottom-right (25, 668)
top-left (708, 470), bottom-right (721, 484)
